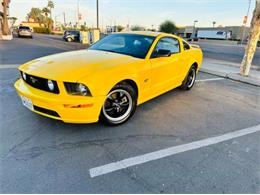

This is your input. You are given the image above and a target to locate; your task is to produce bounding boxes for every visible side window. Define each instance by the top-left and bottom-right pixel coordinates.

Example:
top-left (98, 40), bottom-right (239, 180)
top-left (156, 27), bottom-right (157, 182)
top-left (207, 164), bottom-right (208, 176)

top-left (154, 37), bottom-right (180, 54)
top-left (183, 41), bottom-right (191, 50)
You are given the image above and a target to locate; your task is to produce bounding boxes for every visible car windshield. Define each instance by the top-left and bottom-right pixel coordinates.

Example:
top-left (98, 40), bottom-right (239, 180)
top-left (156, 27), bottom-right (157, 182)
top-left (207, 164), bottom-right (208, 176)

top-left (89, 34), bottom-right (155, 59)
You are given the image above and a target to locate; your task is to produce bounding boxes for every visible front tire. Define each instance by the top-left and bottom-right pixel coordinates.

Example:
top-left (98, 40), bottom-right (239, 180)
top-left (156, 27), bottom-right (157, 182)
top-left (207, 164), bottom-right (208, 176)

top-left (100, 84), bottom-right (137, 126)
top-left (180, 65), bottom-right (197, 90)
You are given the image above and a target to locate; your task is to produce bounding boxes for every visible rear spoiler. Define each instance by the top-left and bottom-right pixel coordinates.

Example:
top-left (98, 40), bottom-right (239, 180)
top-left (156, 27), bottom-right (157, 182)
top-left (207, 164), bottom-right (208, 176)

top-left (190, 44), bottom-right (200, 49)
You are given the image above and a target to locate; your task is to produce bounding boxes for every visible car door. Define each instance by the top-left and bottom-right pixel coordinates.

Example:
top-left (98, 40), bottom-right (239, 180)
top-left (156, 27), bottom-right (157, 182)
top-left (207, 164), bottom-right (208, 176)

top-left (149, 36), bottom-right (185, 96)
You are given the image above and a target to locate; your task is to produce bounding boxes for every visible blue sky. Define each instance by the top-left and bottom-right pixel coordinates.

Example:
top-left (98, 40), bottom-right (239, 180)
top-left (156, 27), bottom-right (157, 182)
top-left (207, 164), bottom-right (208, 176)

top-left (10, 0), bottom-right (255, 29)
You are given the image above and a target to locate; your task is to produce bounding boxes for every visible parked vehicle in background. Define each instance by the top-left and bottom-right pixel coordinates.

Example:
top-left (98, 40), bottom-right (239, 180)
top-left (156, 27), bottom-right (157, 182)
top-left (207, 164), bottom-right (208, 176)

top-left (17, 26), bottom-right (33, 38)
top-left (197, 29), bottom-right (231, 40)
top-left (63, 30), bottom-right (80, 42)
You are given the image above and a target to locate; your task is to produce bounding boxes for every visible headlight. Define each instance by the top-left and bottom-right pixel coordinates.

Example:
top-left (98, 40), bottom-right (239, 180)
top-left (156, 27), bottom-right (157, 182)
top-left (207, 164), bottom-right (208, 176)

top-left (78, 83), bottom-right (89, 96)
top-left (47, 80), bottom-right (55, 91)
top-left (22, 72), bottom-right (26, 80)
top-left (64, 82), bottom-right (92, 96)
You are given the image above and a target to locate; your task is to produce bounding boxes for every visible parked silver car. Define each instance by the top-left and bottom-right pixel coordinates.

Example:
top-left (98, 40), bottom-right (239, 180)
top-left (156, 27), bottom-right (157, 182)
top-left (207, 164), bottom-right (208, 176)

top-left (18, 26), bottom-right (33, 38)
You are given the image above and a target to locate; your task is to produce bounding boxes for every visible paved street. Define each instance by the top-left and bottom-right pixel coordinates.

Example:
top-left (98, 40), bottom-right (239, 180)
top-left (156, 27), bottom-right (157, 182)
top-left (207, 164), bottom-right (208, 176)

top-left (0, 33), bottom-right (88, 65)
top-left (195, 41), bottom-right (260, 67)
top-left (0, 34), bottom-right (260, 193)
top-left (1, 33), bottom-right (260, 66)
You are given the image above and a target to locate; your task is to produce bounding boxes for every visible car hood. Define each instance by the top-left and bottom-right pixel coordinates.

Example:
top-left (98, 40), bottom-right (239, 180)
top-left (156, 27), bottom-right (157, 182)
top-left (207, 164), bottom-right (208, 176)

top-left (19, 50), bottom-right (139, 82)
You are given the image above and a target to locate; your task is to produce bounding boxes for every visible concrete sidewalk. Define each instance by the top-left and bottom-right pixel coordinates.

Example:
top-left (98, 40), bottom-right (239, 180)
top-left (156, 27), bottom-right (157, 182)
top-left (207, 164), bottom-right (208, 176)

top-left (200, 58), bottom-right (260, 87)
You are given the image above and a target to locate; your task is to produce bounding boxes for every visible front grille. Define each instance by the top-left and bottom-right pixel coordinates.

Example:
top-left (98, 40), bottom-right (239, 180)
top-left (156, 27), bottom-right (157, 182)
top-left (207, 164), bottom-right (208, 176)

top-left (21, 72), bottom-right (59, 94)
top-left (34, 106), bottom-right (60, 117)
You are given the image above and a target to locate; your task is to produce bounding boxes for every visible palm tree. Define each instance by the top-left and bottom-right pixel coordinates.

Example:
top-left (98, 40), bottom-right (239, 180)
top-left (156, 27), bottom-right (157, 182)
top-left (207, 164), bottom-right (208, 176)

top-left (42, 7), bottom-right (50, 28)
top-left (2, 0), bottom-right (10, 35)
top-left (212, 21), bottom-right (216, 28)
top-left (47, 0), bottom-right (54, 19)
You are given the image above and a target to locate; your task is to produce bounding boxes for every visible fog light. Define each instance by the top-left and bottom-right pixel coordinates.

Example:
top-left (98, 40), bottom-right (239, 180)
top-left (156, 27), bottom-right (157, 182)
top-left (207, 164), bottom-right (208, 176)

top-left (47, 80), bottom-right (55, 91)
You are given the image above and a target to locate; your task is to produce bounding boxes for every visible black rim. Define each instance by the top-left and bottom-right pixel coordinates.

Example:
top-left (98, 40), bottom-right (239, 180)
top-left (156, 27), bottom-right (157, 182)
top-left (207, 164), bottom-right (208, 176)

top-left (103, 89), bottom-right (132, 122)
top-left (187, 68), bottom-right (196, 87)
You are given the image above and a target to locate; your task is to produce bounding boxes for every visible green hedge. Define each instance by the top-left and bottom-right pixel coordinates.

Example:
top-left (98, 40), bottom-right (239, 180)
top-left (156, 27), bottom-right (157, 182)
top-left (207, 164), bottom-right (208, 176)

top-left (33, 27), bottom-right (51, 34)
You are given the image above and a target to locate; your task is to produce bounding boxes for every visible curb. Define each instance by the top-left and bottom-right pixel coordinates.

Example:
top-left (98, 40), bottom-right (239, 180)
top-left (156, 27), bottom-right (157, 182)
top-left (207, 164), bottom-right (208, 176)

top-left (203, 60), bottom-right (260, 71)
top-left (0, 64), bottom-right (19, 69)
top-left (200, 68), bottom-right (260, 87)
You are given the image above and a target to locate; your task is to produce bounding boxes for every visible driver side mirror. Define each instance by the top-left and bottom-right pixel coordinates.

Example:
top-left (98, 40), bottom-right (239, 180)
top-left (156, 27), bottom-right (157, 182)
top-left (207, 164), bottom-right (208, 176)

top-left (152, 49), bottom-right (171, 58)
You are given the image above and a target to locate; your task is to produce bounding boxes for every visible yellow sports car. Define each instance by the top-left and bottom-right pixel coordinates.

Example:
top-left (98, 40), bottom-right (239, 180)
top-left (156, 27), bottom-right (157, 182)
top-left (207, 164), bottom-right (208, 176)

top-left (14, 31), bottom-right (203, 125)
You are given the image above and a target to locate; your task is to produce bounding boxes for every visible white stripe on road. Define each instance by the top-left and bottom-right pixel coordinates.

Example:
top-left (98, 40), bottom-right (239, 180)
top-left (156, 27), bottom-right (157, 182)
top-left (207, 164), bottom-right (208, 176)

top-left (196, 78), bottom-right (225, 82)
top-left (0, 64), bottom-right (19, 69)
top-left (89, 124), bottom-right (260, 178)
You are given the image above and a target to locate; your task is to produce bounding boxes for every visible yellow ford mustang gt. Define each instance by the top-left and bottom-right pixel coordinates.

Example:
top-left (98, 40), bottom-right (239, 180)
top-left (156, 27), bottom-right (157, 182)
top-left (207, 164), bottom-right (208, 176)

top-left (14, 31), bottom-right (203, 125)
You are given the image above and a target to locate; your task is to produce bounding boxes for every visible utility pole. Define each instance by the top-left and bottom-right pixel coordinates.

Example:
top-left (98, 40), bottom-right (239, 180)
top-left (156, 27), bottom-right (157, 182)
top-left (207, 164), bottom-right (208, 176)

top-left (55, 15), bottom-right (58, 27)
top-left (77, 0), bottom-right (80, 28)
top-left (63, 12), bottom-right (66, 26)
top-left (241, 0), bottom-right (252, 44)
top-left (192, 20), bottom-right (198, 38)
top-left (97, 0), bottom-right (99, 29)
top-left (240, 0), bottom-right (260, 76)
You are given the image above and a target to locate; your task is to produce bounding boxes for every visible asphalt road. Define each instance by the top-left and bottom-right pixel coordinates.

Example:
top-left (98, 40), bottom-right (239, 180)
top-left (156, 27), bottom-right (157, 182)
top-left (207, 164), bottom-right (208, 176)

top-left (0, 33), bottom-right (259, 66)
top-left (195, 41), bottom-right (260, 66)
top-left (0, 33), bottom-right (88, 65)
top-left (0, 34), bottom-right (260, 193)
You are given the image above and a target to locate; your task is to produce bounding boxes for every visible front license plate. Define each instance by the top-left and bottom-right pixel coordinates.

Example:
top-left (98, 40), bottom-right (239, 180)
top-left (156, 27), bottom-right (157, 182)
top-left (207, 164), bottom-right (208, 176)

top-left (20, 95), bottom-right (34, 110)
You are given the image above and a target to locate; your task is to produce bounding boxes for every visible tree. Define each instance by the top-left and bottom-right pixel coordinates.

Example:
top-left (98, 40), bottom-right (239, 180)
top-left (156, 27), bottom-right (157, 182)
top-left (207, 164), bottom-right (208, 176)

top-left (42, 7), bottom-right (50, 28)
top-left (159, 20), bottom-right (178, 34)
top-left (27, 8), bottom-right (44, 24)
top-left (213, 21), bottom-right (216, 28)
top-left (46, 17), bottom-right (54, 31)
top-left (47, 0), bottom-right (54, 19)
top-left (8, 17), bottom-right (17, 28)
top-left (131, 25), bottom-right (145, 31)
top-left (240, 0), bottom-right (260, 76)
top-left (42, 7), bottom-right (50, 18)
top-left (116, 25), bottom-right (124, 32)
top-left (80, 25), bottom-right (88, 31)
top-left (2, 0), bottom-right (10, 35)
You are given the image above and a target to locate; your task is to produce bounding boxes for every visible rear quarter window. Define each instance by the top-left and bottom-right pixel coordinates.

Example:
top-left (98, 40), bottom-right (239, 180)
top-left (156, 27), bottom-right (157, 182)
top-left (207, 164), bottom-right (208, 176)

top-left (183, 41), bottom-right (191, 50)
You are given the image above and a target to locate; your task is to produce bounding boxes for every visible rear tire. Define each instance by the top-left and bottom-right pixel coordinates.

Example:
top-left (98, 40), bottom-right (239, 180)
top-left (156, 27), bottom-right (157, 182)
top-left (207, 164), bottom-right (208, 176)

top-left (100, 84), bottom-right (137, 126)
top-left (180, 65), bottom-right (197, 90)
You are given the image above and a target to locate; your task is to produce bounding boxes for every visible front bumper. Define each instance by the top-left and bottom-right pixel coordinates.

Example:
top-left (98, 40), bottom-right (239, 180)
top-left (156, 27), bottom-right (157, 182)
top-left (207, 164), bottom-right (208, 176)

top-left (14, 79), bottom-right (105, 123)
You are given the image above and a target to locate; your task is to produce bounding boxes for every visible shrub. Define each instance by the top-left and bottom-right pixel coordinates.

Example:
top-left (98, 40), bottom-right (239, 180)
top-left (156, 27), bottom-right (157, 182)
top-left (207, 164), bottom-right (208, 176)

top-left (131, 25), bottom-right (145, 31)
top-left (33, 27), bottom-right (51, 34)
top-left (159, 20), bottom-right (178, 34)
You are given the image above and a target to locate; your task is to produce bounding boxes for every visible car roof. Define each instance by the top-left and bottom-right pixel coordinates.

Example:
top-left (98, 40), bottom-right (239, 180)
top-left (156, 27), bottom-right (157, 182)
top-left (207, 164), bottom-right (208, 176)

top-left (115, 31), bottom-right (179, 38)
